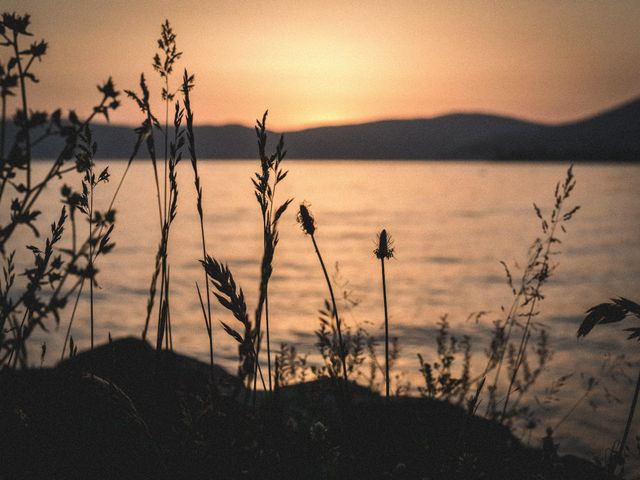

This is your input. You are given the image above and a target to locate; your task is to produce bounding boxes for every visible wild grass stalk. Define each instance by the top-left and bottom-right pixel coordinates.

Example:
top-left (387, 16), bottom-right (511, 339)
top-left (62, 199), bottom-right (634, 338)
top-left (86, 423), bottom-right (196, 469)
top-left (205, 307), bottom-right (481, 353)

top-left (374, 229), bottom-right (394, 402)
top-left (181, 69), bottom-right (214, 377)
top-left (73, 128), bottom-right (112, 354)
top-left (128, 20), bottom-right (182, 346)
top-left (298, 203), bottom-right (348, 384)
top-left (1, 13), bottom-right (42, 192)
top-left (59, 132), bottom-right (138, 360)
top-left (479, 166), bottom-right (578, 419)
top-left (153, 21), bottom-right (182, 352)
top-left (154, 20), bottom-right (181, 221)
top-left (500, 165), bottom-right (578, 421)
top-left (0, 60), bottom-right (12, 159)
top-left (87, 144), bottom-right (95, 350)
top-left (202, 255), bottom-right (267, 398)
top-left (7, 207), bottom-right (66, 367)
top-left (252, 111), bottom-right (292, 394)
top-left (126, 74), bottom-right (162, 231)
top-left (155, 102), bottom-right (183, 352)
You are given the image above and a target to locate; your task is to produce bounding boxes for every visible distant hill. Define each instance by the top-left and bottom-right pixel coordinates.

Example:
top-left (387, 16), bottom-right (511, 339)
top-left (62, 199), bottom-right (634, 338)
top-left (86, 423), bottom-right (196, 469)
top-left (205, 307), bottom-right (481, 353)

top-left (17, 96), bottom-right (640, 161)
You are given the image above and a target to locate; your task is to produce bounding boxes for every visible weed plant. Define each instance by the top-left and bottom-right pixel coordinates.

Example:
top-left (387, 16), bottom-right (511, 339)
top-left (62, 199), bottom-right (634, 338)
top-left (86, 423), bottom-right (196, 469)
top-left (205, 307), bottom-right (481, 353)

top-left (297, 203), bottom-right (348, 384)
top-left (374, 228), bottom-right (394, 401)
top-left (0, 13), bottom-right (120, 366)
top-left (129, 20), bottom-right (183, 350)
top-left (181, 70), bottom-right (215, 378)
top-left (578, 297), bottom-right (640, 474)
top-left (476, 166), bottom-right (579, 422)
top-left (252, 111), bottom-right (292, 394)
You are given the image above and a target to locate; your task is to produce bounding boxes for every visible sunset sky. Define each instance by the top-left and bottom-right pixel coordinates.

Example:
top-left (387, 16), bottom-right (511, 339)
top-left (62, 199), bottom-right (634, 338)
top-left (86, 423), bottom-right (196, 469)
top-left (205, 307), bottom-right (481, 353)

top-left (3, 0), bottom-right (640, 130)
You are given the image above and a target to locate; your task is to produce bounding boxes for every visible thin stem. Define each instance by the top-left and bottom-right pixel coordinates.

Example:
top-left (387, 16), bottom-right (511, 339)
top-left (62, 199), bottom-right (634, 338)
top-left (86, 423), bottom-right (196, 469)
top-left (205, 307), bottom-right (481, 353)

top-left (483, 249), bottom-right (537, 418)
top-left (1, 93), bottom-right (6, 160)
top-left (196, 281), bottom-right (213, 378)
top-left (163, 79), bottom-right (169, 224)
top-left (60, 278), bottom-right (84, 360)
top-left (9, 308), bottom-right (30, 368)
top-left (150, 143), bottom-right (163, 229)
top-left (265, 293), bottom-right (272, 392)
top-left (12, 32), bottom-right (31, 191)
top-left (156, 228), bottom-right (168, 350)
top-left (501, 219), bottom-right (560, 421)
top-left (89, 176), bottom-right (94, 351)
top-left (183, 74), bottom-right (214, 374)
top-left (381, 257), bottom-right (390, 402)
top-left (253, 343), bottom-right (268, 393)
top-left (263, 177), bottom-right (280, 394)
top-left (197, 217), bottom-right (213, 360)
top-left (611, 367), bottom-right (640, 473)
top-left (311, 233), bottom-right (348, 383)
top-left (157, 86), bottom-right (170, 351)
top-left (194, 182), bottom-right (213, 365)
top-left (166, 267), bottom-right (173, 351)
top-left (553, 387), bottom-right (592, 432)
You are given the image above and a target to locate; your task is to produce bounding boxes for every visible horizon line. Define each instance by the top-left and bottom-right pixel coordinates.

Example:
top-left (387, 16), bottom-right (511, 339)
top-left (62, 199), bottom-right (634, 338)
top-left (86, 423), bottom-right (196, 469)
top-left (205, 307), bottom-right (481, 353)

top-left (91, 94), bottom-right (639, 132)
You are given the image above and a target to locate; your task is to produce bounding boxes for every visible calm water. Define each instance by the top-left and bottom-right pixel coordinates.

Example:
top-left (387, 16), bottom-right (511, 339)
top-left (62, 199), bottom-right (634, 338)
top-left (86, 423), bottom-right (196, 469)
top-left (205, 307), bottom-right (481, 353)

top-left (14, 160), bottom-right (640, 463)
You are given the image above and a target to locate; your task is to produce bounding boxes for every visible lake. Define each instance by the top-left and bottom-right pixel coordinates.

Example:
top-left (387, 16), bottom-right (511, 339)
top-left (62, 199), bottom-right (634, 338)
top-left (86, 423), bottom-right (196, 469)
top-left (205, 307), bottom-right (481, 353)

top-left (14, 159), bottom-right (640, 464)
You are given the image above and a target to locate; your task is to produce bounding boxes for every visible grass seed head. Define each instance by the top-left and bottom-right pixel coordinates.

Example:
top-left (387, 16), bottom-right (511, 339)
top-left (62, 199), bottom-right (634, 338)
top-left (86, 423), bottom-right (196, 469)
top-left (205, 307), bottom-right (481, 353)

top-left (297, 203), bottom-right (316, 236)
top-left (375, 229), bottom-right (394, 259)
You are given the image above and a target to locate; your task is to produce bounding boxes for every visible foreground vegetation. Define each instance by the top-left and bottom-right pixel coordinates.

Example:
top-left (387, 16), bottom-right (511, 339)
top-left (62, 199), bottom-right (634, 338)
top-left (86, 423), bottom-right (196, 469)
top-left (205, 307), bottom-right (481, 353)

top-left (0, 12), bottom-right (635, 479)
top-left (0, 338), bottom-right (615, 480)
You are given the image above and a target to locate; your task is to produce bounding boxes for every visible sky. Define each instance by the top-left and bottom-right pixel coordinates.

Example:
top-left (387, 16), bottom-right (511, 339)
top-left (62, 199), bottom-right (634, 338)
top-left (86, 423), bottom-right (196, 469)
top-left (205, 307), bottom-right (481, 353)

top-left (2, 0), bottom-right (640, 130)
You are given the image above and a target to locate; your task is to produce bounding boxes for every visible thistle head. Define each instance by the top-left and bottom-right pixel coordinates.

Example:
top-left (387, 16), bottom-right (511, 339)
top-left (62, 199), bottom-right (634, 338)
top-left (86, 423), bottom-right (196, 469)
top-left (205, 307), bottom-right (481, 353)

top-left (297, 203), bottom-right (316, 235)
top-left (374, 229), bottom-right (394, 259)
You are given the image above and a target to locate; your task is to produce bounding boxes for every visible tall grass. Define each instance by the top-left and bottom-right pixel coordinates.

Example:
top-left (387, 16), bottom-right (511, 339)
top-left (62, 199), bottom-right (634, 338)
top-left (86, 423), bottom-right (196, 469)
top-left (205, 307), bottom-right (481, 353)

top-left (59, 123), bottom-right (140, 361)
top-left (7, 207), bottom-right (66, 367)
top-left (181, 70), bottom-right (215, 377)
top-left (128, 20), bottom-right (183, 352)
top-left (478, 165), bottom-right (579, 420)
top-left (252, 112), bottom-right (292, 393)
top-left (500, 165), bottom-right (578, 420)
top-left (155, 103), bottom-right (183, 351)
top-left (297, 203), bottom-right (348, 384)
top-left (202, 255), bottom-right (267, 397)
top-left (374, 229), bottom-right (394, 401)
top-left (78, 129), bottom-right (108, 351)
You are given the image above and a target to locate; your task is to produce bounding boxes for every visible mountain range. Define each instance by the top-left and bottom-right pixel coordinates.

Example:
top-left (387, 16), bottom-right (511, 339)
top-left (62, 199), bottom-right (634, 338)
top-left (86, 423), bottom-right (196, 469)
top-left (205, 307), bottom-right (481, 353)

top-left (22, 96), bottom-right (640, 161)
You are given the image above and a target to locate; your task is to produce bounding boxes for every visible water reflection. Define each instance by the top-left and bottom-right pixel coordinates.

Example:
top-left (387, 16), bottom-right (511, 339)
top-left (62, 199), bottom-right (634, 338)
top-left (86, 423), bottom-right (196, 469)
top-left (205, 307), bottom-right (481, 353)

top-left (19, 160), bottom-right (640, 463)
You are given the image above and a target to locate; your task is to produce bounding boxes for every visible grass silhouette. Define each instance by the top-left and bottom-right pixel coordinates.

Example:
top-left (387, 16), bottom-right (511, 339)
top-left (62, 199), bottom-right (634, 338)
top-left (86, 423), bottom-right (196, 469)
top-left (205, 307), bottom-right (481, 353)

top-left (298, 203), bottom-right (349, 384)
top-left (252, 111), bottom-right (292, 395)
top-left (374, 228), bottom-right (394, 402)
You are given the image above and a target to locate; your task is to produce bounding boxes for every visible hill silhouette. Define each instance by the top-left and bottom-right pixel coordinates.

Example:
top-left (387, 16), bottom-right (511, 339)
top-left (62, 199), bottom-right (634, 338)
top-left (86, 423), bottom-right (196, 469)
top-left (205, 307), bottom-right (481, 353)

top-left (21, 96), bottom-right (640, 161)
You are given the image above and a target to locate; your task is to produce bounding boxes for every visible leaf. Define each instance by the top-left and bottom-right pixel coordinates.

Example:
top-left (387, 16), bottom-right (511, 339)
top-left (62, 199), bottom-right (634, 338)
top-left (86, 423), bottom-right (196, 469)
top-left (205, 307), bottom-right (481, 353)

top-left (273, 198), bottom-right (293, 224)
top-left (577, 302), bottom-right (627, 338)
top-left (220, 321), bottom-right (243, 344)
top-left (213, 292), bottom-right (234, 313)
top-left (625, 328), bottom-right (640, 341)
top-left (613, 297), bottom-right (640, 318)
